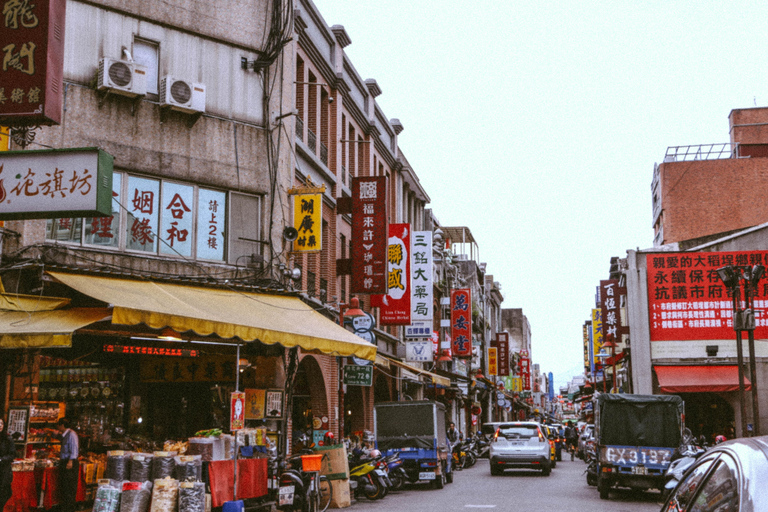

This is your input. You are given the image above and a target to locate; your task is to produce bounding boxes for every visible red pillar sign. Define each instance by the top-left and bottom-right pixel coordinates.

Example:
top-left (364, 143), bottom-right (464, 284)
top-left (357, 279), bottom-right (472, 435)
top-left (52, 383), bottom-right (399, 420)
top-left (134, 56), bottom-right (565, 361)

top-left (451, 289), bottom-right (472, 356)
top-left (351, 176), bottom-right (388, 294)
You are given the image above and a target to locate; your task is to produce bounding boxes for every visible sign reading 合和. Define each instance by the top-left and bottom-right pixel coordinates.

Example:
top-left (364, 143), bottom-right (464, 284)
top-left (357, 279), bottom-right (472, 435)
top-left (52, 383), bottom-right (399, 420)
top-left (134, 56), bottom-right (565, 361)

top-left (0, 148), bottom-right (113, 220)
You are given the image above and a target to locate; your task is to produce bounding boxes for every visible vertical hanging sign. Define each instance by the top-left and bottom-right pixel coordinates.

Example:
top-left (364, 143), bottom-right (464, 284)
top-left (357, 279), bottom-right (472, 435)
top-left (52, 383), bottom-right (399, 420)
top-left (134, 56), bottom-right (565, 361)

top-left (600, 280), bottom-right (620, 344)
top-left (405, 230), bottom-right (434, 337)
top-left (495, 332), bottom-right (510, 376)
top-left (487, 346), bottom-right (498, 376)
top-left (374, 223), bottom-right (411, 324)
top-left (293, 192), bottom-right (322, 252)
top-left (451, 289), bottom-right (472, 357)
top-left (0, 0), bottom-right (66, 126)
top-left (591, 308), bottom-right (603, 365)
top-left (351, 176), bottom-right (388, 293)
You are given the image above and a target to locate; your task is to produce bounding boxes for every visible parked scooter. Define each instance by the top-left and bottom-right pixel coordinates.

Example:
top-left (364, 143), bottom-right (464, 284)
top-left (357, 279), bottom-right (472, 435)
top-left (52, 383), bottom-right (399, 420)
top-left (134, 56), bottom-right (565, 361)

top-left (471, 432), bottom-right (490, 459)
top-left (662, 429), bottom-right (707, 501)
top-left (584, 443), bottom-right (598, 487)
top-left (348, 449), bottom-right (389, 500)
top-left (383, 453), bottom-right (407, 490)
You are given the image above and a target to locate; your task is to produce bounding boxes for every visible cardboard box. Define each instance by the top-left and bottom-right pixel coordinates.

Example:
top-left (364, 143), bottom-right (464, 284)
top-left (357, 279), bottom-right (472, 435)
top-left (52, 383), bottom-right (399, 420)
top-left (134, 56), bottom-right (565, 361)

top-left (313, 445), bottom-right (349, 480)
top-left (329, 479), bottom-right (351, 509)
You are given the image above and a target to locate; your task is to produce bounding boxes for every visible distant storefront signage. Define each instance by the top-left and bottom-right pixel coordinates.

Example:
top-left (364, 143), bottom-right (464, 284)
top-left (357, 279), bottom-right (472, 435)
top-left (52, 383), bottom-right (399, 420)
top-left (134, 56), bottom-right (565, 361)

top-left (0, 0), bottom-right (66, 126)
top-left (410, 230), bottom-right (433, 323)
top-left (292, 192), bottom-right (322, 253)
top-left (104, 343), bottom-right (199, 358)
top-left (351, 176), bottom-right (388, 293)
top-left (493, 332), bottom-right (510, 376)
top-left (646, 250), bottom-right (768, 341)
top-left (343, 364), bottom-right (373, 386)
top-left (487, 346), bottom-right (498, 376)
top-left (0, 148), bottom-right (113, 220)
top-left (406, 340), bottom-right (432, 362)
top-left (374, 223), bottom-right (412, 324)
top-left (451, 289), bottom-right (472, 357)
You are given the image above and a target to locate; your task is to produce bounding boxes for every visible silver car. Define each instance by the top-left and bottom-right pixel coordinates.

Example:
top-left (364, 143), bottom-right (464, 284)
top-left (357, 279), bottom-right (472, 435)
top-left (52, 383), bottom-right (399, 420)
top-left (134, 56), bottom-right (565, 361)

top-left (661, 435), bottom-right (768, 512)
top-left (489, 421), bottom-right (552, 476)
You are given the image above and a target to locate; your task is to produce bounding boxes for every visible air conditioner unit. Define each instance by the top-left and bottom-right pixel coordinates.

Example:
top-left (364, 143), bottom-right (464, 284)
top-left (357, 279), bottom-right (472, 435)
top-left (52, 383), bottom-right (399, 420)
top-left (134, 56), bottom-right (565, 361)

top-left (160, 76), bottom-right (206, 114)
top-left (98, 57), bottom-right (147, 97)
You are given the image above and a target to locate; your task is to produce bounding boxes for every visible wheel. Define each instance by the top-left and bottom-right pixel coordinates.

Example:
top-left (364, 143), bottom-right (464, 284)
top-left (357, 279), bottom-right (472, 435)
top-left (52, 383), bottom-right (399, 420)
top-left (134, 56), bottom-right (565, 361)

top-left (317, 476), bottom-right (332, 512)
top-left (586, 472), bottom-right (597, 486)
top-left (389, 471), bottom-right (404, 490)
top-left (362, 474), bottom-right (382, 500)
top-left (490, 464), bottom-right (501, 476)
top-left (598, 475), bottom-right (610, 500)
top-left (541, 463), bottom-right (551, 476)
top-left (446, 469), bottom-right (453, 483)
top-left (433, 470), bottom-right (445, 489)
top-left (465, 451), bottom-right (477, 468)
top-left (551, 457), bottom-right (556, 469)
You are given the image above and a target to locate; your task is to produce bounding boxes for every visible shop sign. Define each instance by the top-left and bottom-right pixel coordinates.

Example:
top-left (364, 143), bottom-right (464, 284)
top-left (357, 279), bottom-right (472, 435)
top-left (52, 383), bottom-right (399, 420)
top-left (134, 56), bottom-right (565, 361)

top-left (351, 176), bottom-right (387, 293)
top-left (406, 340), bottom-right (432, 362)
top-left (405, 321), bottom-right (431, 339)
top-left (0, 148), bottom-right (113, 220)
top-left (265, 389), bottom-right (284, 418)
top-left (487, 346), bottom-right (498, 375)
top-left (646, 250), bottom-right (768, 341)
top-left (410, 231), bottom-right (433, 323)
top-left (493, 332), bottom-right (509, 376)
top-left (140, 355), bottom-right (236, 383)
top-left (591, 309), bottom-right (603, 366)
top-left (519, 352), bottom-right (531, 391)
top-left (583, 321), bottom-right (591, 374)
top-left (450, 289), bottom-right (472, 356)
top-left (244, 389), bottom-right (265, 420)
top-left (600, 279), bottom-right (620, 345)
top-left (0, 0), bottom-right (66, 126)
top-left (343, 364), bottom-right (373, 386)
top-left (7, 406), bottom-right (29, 442)
top-left (231, 391), bottom-right (245, 431)
top-left (373, 223), bottom-right (411, 324)
top-left (292, 192), bottom-right (322, 252)
top-left (103, 343), bottom-right (199, 357)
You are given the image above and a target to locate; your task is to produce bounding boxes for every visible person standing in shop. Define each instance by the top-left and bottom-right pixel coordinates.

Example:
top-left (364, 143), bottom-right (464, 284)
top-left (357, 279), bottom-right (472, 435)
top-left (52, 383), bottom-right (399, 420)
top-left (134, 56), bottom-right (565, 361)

top-left (56, 418), bottom-right (79, 512)
top-left (0, 417), bottom-right (15, 512)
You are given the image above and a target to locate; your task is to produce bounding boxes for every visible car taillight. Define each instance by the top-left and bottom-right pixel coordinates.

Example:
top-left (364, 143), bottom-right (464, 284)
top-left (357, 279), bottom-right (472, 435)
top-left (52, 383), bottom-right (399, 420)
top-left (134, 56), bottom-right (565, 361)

top-left (494, 429), bottom-right (499, 441)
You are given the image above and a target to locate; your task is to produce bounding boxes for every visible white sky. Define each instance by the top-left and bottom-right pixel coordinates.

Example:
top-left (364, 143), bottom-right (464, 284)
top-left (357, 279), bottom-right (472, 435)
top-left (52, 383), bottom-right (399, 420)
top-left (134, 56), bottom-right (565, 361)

top-left (309, 0), bottom-right (768, 390)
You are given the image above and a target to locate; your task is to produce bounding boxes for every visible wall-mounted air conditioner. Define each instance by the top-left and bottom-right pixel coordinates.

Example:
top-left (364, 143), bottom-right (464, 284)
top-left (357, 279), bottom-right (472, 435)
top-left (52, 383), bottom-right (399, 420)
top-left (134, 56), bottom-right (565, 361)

top-left (160, 76), bottom-right (206, 114)
top-left (98, 57), bottom-right (147, 97)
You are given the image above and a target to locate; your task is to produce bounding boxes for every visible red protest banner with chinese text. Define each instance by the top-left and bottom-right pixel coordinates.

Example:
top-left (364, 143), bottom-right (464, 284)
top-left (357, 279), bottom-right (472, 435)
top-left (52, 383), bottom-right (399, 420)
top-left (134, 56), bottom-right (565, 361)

top-left (646, 251), bottom-right (768, 341)
top-left (351, 176), bottom-right (388, 294)
top-left (0, 0), bottom-right (66, 126)
top-left (451, 289), bottom-right (472, 356)
top-left (372, 223), bottom-right (411, 324)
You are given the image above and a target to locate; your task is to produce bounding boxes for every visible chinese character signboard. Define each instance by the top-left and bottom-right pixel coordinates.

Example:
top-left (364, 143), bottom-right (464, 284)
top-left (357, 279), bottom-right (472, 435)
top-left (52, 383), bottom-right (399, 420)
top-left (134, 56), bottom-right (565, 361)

top-left (646, 250), bottom-right (768, 341)
top-left (494, 332), bottom-right (510, 376)
top-left (591, 309), bottom-right (603, 365)
top-left (583, 321), bottom-right (591, 373)
top-left (600, 279), bottom-right (620, 344)
top-left (343, 364), bottom-right (373, 386)
top-left (231, 391), bottom-right (245, 431)
top-left (0, 0), bottom-right (66, 126)
top-left (351, 176), bottom-right (387, 293)
top-left (487, 346), bottom-right (498, 376)
top-left (293, 192), bottom-right (322, 252)
top-left (0, 148), bottom-right (113, 220)
top-left (409, 230), bottom-right (433, 331)
top-left (406, 340), bottom-right (432, 362)
top-left (519, 351), bottom-right (531, 391)
top-left (374, 223), bottom-right (411, 324)
top-left (451, 289), bottom-right (472, 357)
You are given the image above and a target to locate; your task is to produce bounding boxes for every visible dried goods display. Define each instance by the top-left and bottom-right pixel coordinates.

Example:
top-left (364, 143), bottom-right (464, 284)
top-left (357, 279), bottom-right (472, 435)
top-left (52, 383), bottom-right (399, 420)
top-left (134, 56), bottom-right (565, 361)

top-left (119, 481), bottom-right (152, 512)
top-left (149, 478), bottom-right (179, 512)
top-left (173, 456), bottom-right (202, 482)
top-left (93, 480), bottom-right (122, 512)
top-left (129, 453), bottom-right (154, 482)
top-left (177, 482), bottom-right (205, 512)
top-left (150, 452), bottom-right (176, 481)
top-left (106, 451), bottom-right (131, 481)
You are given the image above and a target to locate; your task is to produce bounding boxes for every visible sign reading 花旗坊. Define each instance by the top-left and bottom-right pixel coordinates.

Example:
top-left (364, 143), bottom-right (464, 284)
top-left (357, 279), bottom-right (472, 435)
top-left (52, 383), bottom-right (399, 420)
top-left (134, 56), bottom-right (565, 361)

top-left (646, 250), bottom-right (768, 341)
top-left (0, 148), bottom-right (113, 220)
top-left (0, 0), bottom-right (66, 126)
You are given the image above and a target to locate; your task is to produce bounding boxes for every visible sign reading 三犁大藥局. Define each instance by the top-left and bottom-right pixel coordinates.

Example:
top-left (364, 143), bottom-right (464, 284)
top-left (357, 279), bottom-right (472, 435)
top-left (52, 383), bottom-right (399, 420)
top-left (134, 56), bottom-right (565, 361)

top-left (0, 148), bottom-right (113, 220)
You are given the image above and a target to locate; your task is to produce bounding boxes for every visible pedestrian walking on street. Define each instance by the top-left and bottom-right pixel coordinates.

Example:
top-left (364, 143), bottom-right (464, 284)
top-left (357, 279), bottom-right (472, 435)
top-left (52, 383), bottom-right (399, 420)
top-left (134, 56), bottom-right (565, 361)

top-left (0, 417), bottom-right (15, 512)
top-left (56, 418), bottom-right (79, 512)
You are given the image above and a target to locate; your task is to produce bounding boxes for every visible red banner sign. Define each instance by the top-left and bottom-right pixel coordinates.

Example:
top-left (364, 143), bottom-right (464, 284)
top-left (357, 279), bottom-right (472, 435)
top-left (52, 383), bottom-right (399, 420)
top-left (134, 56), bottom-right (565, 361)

top-left (351, 176), bottom-right (388, 294)
top-left (103, 344), bottom-right (199, 358)
top-left (493, 332), bottom-right (510, 376)
top-left (519, 351), bottom-right (531, 391)
top-left (451, 289), bottom-right (472, 356)
top-left (372, 223), bottom-right (411, 324)
top-left (0, 0), bottom-right (66, 125)
top-left (646, 251), bottom-right (768, 341)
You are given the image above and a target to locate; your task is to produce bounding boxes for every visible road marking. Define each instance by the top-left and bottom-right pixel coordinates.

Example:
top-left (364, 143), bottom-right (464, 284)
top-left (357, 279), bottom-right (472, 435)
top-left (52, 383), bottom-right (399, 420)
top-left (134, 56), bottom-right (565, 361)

top-left (465, 506), bottom-right (496, 509)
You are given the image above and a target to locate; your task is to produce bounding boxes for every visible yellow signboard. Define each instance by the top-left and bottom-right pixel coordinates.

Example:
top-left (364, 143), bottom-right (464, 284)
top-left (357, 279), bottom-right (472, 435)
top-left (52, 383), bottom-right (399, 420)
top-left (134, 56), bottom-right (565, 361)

top-left (293, 193), bottom-right (322, 252)
top-left (487, 347), bottom-right (498, 376)
top-left (592, 309), bottom-right (603, 365)
top-left (0, 128), bottom-right (9, 151)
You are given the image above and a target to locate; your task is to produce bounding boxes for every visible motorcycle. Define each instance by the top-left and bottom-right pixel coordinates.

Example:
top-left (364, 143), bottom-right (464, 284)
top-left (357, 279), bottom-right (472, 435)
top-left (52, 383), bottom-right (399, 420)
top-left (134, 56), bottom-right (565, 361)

top-left (472, 432), bottom-right (491, 459)
top-left (451, 440), bottom-right (468, 470)
top-left (662, 429), bottom-right (707, 501)
top-left (383, 453), bottom-right (407, 490)
top-left (462, 438), bottom-right (478, 468)
top-left (348, 450), bottom-right (389, 500)
top-left (584, 443), bottom-right (598, 486)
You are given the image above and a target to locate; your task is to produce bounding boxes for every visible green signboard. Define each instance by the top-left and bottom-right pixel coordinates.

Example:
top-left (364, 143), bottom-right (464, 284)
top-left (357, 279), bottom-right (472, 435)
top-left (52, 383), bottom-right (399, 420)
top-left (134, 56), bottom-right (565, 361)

top-left (343, 365), bottom-right (373, 386)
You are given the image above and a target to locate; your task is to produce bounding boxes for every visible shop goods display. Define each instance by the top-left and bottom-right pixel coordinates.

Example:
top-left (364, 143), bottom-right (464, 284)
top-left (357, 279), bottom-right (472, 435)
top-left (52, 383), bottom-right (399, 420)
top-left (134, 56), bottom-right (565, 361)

top-left (120, 481), bottom-right (153, 512)
top-left (173, 455), bottom-right (202, 482)
top-left (149, 478), bottom-right (179, 512)
top-left (93, 480), bottom-right (123, 512)
top-left (106, 451), bottom-right (132, 481)
top-left (163, 441), bottom-right (187, 455)
top-left (150, 452), bottom-right (177, 481)
top-left (178, 482), bottom-right (205, 512)
top-left (130, 453), bottom-right (154, 482)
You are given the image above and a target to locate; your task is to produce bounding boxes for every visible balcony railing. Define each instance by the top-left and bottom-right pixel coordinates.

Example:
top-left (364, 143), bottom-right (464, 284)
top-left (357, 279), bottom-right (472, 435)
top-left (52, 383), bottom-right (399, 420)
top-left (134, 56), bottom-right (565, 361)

top-left (307, 128), bottom-right (317, 153)
top-left (296, 117), bottom-right (304, 142)
top-left (320, 141), bottom-right (328, 166)
top-left (663, 143), bottom-right (739, 162)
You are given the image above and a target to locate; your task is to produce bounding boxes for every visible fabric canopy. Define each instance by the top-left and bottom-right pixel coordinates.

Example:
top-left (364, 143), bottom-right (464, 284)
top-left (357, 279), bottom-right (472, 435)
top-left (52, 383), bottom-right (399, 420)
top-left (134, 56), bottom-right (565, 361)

top-left (47, 272), bottom-right (377, 361)
top-left (655, 365), bottom-right (751, 393)
top-left (0, 308), bottom-right (111, 348)
top-left (379, 354), bottom-right (451, 387)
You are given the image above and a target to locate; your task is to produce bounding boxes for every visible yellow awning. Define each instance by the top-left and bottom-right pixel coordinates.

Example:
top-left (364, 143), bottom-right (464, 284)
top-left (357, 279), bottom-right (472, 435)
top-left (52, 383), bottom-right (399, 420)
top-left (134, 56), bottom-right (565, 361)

top-left (379, 354), bottom-right (450, 387)
top-left (0, 307), bottom-right (111, 349)
top-left (47, 272), bottom-right (377, 361)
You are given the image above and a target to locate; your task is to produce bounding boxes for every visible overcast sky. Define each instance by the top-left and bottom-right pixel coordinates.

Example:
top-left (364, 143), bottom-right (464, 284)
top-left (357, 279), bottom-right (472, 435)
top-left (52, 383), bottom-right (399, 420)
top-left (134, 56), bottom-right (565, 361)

top-left (310, 0), bottom-right (768, 390)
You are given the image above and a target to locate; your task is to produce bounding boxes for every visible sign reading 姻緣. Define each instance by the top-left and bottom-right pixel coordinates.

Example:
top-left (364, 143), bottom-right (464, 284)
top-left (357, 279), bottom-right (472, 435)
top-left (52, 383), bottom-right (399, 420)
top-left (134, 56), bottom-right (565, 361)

top-left (0, 148), bottom-right (114, 220)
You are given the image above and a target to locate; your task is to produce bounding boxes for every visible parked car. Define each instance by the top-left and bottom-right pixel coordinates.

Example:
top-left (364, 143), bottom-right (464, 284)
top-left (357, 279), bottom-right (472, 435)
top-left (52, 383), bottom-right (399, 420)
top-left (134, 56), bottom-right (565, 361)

top-left (661, 435), bottom-right (768, 512)
top-left (578, 424), bottom-right (594, 460)
top-left (489, 421), bottom-right (552, 476)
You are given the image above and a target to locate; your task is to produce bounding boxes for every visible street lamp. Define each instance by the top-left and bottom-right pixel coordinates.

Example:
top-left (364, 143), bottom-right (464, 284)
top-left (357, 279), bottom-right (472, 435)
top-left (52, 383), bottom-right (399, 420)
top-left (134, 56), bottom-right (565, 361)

top-left (717, 264), bottom-right (764, 437)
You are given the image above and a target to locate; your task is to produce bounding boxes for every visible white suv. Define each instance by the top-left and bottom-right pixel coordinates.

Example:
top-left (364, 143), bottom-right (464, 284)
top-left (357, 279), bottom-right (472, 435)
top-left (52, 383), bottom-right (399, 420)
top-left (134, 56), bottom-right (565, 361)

top-left (489, 422), bottom-right (552, 476)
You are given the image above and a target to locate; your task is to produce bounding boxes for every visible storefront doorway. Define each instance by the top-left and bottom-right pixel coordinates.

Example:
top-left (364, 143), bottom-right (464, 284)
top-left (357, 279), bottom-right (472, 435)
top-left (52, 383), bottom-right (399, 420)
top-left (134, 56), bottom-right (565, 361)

top-left (291, 356), bottom-right (329, 450)
top-left (677, 392), bottom-right (735, 443)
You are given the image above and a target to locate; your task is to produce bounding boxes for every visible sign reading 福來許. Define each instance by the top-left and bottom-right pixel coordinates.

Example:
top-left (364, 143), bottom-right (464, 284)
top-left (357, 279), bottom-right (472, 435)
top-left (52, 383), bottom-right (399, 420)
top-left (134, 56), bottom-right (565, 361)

top-left (0, 148), bottom-right (113, 220)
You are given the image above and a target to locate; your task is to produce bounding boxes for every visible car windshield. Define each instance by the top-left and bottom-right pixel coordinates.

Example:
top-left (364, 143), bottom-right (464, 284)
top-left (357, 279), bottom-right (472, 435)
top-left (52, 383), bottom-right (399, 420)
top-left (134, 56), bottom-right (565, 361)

top-left (498, 425), bottom-right (539, 439)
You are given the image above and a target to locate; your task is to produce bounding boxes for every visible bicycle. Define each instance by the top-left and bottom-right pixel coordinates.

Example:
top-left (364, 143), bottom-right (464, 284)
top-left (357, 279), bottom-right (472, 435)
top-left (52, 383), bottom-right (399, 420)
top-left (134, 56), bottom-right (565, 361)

top-left (278, 453), bottom-right (333, 512)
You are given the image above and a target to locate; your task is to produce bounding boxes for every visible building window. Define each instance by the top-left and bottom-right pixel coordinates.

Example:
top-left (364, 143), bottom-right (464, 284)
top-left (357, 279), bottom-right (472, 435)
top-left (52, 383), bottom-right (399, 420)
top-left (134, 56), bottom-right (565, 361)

top-left (133, 39), bottom-right (159, 96)
top-left (45, 172), bottom-right (240, 262)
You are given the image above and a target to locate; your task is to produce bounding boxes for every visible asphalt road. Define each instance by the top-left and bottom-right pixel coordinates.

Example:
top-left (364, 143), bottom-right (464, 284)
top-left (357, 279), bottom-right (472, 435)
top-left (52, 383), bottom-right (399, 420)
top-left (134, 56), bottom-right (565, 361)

top-left (346, 457), bottom-right (664, 512)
